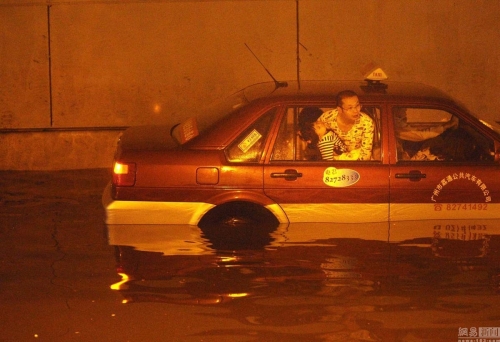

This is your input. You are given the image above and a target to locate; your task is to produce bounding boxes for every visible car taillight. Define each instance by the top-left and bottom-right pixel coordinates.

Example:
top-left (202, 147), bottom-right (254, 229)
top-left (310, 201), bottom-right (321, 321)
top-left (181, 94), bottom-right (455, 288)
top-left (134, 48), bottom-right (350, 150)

top-left (112, 162), bottom-right (136, 186)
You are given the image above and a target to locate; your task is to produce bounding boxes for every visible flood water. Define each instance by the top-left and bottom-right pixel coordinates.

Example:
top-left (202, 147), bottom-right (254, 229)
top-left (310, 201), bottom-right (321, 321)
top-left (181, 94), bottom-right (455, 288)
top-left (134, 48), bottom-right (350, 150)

top-left (1, 169), bottom-right (499, 341)
top-left (108, 220), bottom-right (500, 342)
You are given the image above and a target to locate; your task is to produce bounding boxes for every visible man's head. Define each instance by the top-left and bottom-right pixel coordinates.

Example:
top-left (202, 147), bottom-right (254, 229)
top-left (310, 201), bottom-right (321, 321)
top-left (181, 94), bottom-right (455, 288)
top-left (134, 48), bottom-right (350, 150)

top-left (336, 90), bottom-right (361, 123)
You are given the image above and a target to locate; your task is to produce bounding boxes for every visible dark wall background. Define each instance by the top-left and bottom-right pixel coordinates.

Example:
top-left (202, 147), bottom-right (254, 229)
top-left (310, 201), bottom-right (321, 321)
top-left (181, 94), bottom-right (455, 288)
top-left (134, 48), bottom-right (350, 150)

top-left (1, 0), bottom-right (499, 169)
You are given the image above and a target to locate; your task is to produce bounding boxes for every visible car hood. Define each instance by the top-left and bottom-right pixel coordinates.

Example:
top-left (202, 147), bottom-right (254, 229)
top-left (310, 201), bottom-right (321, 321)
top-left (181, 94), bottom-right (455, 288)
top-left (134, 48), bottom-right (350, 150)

top-left (118, 125), bottom-right (180, 152)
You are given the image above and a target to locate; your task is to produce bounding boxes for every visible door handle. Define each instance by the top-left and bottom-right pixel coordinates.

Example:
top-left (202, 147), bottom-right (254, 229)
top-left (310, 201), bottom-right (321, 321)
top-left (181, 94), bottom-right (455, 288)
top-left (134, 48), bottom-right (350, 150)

top-left (395, 170), bottom-right (426, 182)
top-left (271, 169), bottom-right (303, 181)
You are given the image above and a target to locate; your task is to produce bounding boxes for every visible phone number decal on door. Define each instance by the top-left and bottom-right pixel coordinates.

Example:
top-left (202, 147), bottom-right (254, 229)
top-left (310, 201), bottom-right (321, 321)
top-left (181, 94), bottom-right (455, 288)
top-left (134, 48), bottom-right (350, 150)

top-left (434, 203), bottom-right (488, 211)
top-left (323, 167), bottom-right (360, 187)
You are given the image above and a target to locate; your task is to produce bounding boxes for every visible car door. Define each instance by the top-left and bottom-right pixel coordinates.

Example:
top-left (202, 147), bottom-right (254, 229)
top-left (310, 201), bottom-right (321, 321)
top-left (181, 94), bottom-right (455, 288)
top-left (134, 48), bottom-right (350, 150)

top-left (263, 105), bottom-right (390, 223)
top-left (388, 105), bottom-right (500, 221)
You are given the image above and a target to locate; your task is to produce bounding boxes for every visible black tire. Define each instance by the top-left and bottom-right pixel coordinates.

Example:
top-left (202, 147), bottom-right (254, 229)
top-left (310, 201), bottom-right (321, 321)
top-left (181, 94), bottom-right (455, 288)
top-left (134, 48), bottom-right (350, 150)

top-left (198, 201), bottom-right (280, 250)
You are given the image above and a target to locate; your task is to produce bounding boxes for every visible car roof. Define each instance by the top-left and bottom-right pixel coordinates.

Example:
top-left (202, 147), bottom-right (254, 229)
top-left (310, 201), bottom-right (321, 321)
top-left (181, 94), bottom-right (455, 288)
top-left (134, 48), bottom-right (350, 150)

top-left (239, 80), bottom-right (456, 104)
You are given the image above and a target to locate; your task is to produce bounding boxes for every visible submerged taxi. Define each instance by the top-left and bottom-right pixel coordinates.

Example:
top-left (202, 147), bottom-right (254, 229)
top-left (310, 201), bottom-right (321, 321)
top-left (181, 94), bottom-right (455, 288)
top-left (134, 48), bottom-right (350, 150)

top-left (103, 70), bottom-right (500, 227)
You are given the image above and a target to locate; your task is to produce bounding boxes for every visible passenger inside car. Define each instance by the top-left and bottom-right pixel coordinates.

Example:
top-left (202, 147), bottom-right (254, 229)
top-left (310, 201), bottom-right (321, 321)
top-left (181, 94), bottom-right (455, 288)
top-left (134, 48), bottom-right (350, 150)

top-left (318, 90), bottom-right (375, 160)
top-left (296, 103), bottom-right (381, 161)
top-left (276, 101), bottom-right (381, 162)
top-left (297, 107), bottom-right (347, 160)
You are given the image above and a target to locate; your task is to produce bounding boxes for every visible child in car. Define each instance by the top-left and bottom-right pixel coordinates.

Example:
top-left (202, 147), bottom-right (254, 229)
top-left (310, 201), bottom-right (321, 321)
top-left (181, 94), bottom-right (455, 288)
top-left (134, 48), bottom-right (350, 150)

top-left (298, 107), bottom-right (347, 160)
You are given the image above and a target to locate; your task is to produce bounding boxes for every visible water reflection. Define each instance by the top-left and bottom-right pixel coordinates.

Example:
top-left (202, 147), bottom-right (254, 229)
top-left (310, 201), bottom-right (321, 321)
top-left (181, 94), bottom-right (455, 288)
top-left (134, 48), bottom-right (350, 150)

top-left (107, 220), bottom-right (500, 340)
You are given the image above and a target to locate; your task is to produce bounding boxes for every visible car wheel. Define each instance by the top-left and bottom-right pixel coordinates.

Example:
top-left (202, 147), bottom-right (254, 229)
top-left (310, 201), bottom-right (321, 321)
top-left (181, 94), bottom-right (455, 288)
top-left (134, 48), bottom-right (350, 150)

top-left (198, 201), bottom-right (280, 250)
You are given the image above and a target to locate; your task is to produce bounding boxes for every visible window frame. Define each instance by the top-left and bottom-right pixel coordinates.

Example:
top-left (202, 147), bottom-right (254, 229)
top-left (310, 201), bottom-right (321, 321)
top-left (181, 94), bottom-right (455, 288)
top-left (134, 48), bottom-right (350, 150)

top-left (270, 104), bottom-right (383, 162)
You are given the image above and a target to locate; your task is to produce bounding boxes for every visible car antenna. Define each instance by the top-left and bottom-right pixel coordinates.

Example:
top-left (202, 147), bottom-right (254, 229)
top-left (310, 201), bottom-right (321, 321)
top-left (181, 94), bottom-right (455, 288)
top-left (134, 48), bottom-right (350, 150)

top-left (245, 43), bottom-right (288, 91)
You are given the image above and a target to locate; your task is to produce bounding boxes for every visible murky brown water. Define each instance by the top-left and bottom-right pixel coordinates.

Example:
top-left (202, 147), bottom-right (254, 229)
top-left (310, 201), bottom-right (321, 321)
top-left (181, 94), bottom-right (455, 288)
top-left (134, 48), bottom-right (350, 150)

top-left (108, 220), bottom-right (500, 342)
top-left (1, 170), bottom-right (499, 341)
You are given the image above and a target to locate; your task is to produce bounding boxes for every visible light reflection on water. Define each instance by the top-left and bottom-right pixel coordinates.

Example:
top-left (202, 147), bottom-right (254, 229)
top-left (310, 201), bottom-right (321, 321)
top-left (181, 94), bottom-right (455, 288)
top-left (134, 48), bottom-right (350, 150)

top-left (107, 220), bottom-right (500, 341)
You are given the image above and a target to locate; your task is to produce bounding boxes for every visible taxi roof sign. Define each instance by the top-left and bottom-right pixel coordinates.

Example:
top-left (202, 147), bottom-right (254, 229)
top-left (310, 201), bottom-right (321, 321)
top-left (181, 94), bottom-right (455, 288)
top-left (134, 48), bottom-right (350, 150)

top-left (365, 68), bottom-right (388, 81)
top-left (361, 68), bottom-right (388, 93)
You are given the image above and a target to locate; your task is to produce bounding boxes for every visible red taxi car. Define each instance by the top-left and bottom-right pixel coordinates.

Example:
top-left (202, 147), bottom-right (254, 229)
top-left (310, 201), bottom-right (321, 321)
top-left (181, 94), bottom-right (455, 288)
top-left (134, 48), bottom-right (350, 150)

top-left (103, 72), bottom-right (500, 227)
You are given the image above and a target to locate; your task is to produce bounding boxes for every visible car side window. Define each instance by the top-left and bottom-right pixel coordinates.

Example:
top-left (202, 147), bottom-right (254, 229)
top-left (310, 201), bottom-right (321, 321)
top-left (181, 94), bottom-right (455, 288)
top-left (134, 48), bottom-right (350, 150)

top-left (363, 106), bottom-right (382, 161)
top-left (271, 106), bottom-right (382, 161)
top-left (393, 107), bottom-right (495, 162)
top-left (225, 107), bottom-right (277, 162)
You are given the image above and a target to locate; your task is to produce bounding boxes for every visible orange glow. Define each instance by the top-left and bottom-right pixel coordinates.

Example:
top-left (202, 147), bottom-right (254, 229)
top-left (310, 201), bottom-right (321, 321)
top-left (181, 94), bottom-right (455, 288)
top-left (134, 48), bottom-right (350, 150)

top-left (220, 256), bottom-right (238, 263)
top-left (228, 293), bottom-right (249, 298)
top-left (110, 273), bottom-right (129, 290)
top-left (113, 162), bottom-right (129, 175)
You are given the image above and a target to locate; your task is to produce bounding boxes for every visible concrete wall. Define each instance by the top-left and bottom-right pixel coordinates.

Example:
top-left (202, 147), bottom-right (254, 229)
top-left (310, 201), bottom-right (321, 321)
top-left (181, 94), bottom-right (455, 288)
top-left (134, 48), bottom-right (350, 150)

top-left (1, 0), bottom-right (499, 170)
